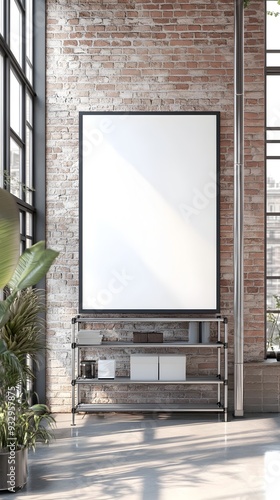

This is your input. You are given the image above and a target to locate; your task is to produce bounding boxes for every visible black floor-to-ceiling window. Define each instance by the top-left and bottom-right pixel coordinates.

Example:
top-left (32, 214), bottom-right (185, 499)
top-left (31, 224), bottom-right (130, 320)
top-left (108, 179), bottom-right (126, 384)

top-left (0, 0), bottom-right (35, 249)
top-left (0, 0), bottom-right (46, 400)
top-left (266, 1), bottom-right (280, 354)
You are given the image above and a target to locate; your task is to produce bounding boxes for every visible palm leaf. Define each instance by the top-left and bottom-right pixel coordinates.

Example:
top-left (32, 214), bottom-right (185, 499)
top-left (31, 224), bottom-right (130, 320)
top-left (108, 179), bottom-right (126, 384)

top-left (0, 187), bottom-right (20, 288)
top-left (0, 338), bottom-right (24, 376)
top-left (1, 289), bottom-right (46, 385)
top-left (8, 241), bottom-right (59, 292)
top-left (0, 297), bottom-right (14, 329)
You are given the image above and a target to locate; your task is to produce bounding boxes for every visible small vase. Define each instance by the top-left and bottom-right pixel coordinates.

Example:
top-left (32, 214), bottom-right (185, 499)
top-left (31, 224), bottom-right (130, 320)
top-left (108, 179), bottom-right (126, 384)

top-left (201, 322), bottom-right (210, 343)
top-left (188, 322), bottom-right (199, 343)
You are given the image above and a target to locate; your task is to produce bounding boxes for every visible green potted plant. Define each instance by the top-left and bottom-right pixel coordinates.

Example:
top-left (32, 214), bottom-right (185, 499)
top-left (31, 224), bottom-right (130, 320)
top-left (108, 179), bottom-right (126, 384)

top-left (0, 187), bottom-right (59, 491)
top-left (0, 323), bottom-right (55, 492)
top-left (0, 397), bottom-right (55, 492)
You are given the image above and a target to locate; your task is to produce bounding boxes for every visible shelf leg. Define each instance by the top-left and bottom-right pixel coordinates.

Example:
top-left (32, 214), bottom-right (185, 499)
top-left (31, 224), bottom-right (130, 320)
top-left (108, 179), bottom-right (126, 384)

top-left (224, 408), bottom-right (228, 422)
top-left (71, 408), bottom-right (76, 426)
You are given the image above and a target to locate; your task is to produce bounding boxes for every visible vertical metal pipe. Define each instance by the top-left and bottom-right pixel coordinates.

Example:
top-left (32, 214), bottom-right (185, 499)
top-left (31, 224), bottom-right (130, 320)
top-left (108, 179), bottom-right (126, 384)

top-left (71, 318), bottom-right (76, 426)
top-left (224, 319), bottom-right (229, 422)
top-left (234, 0), bottom-right (244, 416)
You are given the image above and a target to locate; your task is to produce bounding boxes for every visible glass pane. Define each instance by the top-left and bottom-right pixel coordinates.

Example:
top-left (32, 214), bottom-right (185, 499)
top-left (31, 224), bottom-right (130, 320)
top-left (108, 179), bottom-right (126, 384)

top-left (267, 160), bottom-right (280, 212)
top-left (267, 52), bottom-right (280, 66)
top-left (25, 125), bottom-right (33, 205)
top-left (10, 137), bottom-right (22, 198)
top-left (267, 76), bottom-right (280, 127)
top-left (26, 61), bottom-right (33, 84)
top-left (10, 0), bottom-right (22, 66)
top-left (267, 130), bottom-right (280, 141)
top-left (26, 92), bottom-right (33, 126)
top-left (26, 212), bottom-right (33, 238)
top-left (19, 211), bottom-right (23, 234)
top-left (267, 2), bottom-right (280, 50)
top-left (267, 279), bottom-right (280, 309)
top-left (26, 0), bottom-right (33, 83)
top-left (267, 309), bottom-right (280, 350)
top-left (267, 216), bottom-right (280, 275)
top-left (26, 238), bottom-right (32, 249)
top-left (267, 142), bottom-right (280, 156)
top-left (0, 0), bottom-right (3, 36)
top-left (26, 0), bottom-right (33, 65)
top-left (10, 69), bottom-right (22, 138)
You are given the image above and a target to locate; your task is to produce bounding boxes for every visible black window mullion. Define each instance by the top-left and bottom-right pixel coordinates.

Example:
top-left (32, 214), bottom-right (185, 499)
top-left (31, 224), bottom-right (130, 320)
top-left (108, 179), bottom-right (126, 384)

top-left (267, 67), bottom-right (280, 74)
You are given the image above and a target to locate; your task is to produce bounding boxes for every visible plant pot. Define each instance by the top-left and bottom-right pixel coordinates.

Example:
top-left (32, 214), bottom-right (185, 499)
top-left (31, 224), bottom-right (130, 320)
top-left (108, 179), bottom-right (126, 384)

top-left (267, 349), bottom-right (276, 359)
top-left (0, 447), bottom-right (28, 492)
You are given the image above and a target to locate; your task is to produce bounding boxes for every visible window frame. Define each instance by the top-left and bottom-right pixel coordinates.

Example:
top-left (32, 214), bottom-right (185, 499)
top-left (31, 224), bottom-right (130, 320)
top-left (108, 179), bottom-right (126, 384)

top-left (265, 1), bottom-right (280, 354)
top-left (0, 0), bottom-right (36, 250)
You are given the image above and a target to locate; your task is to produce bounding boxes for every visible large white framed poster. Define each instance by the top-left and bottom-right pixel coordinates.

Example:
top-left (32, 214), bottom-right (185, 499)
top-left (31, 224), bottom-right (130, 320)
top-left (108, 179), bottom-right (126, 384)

top-left (79, 112), bottom-right (220, 313)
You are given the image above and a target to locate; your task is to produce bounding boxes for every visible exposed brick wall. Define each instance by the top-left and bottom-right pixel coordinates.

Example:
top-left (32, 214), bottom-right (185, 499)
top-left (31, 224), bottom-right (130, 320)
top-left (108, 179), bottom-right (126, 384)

top-left (244, 362), bottom-right (280, 412)
top-left (45, 0), bottom-right (265, 412)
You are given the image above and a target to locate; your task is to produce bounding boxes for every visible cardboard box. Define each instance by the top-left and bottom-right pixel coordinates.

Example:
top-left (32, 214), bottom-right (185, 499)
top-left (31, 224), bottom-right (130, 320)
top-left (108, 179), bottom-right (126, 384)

top-left (130, 355), bottom-right (158, 380)
top-left (159, 355), bottom-right (186, 381)
top-left (148, 332), bottom-right (163, 343)
top-left (133, 332), bottom-right (148, 343)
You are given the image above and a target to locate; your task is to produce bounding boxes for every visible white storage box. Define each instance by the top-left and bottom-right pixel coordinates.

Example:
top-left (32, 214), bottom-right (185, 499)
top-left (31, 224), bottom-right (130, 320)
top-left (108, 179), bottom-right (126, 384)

top-left (130, 355), bottom-right (158, 381)
top-left (98, 359), bottom-right (116, 379)
top-left (159, 355), bottom-right (186, 381)
top-left (77, 330), bottom-right (103, 345)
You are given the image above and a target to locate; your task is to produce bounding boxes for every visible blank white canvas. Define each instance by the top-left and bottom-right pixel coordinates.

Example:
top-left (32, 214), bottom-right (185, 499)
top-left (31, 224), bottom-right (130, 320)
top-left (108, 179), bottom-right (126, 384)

top-left (80, 113), bottom-right (219, 312)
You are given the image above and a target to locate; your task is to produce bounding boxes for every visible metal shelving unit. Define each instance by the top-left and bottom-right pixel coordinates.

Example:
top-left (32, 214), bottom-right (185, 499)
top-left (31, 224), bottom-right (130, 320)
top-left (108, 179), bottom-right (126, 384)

top-left (71, 316), bottom-right (228, 424)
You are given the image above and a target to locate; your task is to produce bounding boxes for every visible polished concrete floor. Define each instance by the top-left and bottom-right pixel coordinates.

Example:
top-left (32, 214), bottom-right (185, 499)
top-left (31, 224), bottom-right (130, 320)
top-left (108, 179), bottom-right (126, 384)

top-left (1, 412), bottom-right (280, 499)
